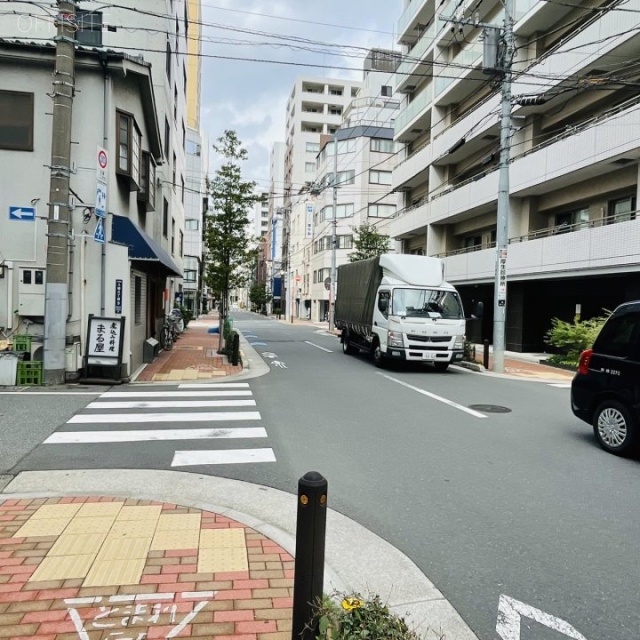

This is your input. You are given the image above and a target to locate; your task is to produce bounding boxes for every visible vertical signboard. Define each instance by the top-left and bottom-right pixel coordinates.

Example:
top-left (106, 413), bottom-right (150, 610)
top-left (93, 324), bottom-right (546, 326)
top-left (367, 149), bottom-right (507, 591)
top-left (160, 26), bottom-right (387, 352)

top-left (114, 279), bottom-right (123, 314)
top-left (305, 204), bottom-right (314, 239)
top-left (497, 248), bottom-right (507, 307)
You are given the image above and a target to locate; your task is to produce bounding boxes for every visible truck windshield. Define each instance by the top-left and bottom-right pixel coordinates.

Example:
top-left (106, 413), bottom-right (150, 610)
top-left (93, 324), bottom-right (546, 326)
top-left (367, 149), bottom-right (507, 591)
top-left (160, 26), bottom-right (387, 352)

top-left (391, 288), bottom-right (464, 319)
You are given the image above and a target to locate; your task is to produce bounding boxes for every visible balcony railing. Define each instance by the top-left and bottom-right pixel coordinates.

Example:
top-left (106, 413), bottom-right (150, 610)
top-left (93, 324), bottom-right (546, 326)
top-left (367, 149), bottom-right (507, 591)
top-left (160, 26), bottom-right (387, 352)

top-left (398, 0), bottom-right (425, 38)
top-left (394, 83), bottom-right (434, 134)
top-left (396, 21), bottom-right (437, 79)
top-left (434, 40), bottom-right (483, 97)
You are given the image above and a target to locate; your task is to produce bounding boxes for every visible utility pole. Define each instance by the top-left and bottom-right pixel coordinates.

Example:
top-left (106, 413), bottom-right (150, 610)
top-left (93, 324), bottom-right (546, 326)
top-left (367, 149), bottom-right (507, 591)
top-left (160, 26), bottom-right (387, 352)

top-left (329, 134), bottom-right (338, 333)
top-left (440, 0), bottom-right (514, 373)
top-left (44, 0), bottom-right (77, 385)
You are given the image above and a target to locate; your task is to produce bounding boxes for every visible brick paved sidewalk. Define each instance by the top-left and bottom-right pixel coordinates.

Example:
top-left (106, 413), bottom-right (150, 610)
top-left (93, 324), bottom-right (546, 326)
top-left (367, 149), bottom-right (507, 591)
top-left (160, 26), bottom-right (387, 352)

top-left (0, 496), bottom-right (293, 639)
top-left (135, 317), bottom-right (243, 383)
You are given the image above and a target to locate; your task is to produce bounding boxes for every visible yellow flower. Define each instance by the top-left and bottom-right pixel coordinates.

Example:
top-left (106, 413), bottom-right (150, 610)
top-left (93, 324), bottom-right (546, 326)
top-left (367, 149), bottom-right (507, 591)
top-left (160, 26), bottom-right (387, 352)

top-left (342, 597), bottom-right (363, 611)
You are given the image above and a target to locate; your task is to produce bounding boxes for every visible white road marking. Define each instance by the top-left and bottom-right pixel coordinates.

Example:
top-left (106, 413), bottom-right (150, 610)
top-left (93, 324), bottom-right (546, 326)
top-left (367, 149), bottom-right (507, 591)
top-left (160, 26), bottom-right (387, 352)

top-left (262, 352), bottom-right (278, 359)
top-left (68, 411), bottom-right (261, 424)
top-left (271, 361), bottom-right (287, 369)
top-left (304, 341), bottom-right (333, 353)
top-left (171, 448), bottom-right (276, 466)
top-left (86, 399), bottom-right (256, 410)
top-left (178, 383), bottom-right (250, 389)
top-left (101, 391), bottom-right (252, 398)
top-left (45, 427), bottom-right (268, 444)
top-left (496, 595), bottom-right (588, 640)
top-left (380, 374), bottom-right (487, 418)
top-left (0, 392), bottom-right (101, 395)
top-left (250, 342), bottom-right (267, 346)
top-left (548, 383), bottom-right (571, 388)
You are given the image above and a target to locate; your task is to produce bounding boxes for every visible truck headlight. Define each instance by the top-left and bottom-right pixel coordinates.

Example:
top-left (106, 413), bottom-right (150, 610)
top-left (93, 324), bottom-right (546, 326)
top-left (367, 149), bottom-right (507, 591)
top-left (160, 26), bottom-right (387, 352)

top-left (453, 335), bottom-right (465, 349)
top-left (387, 331), bottom-right (404, 347)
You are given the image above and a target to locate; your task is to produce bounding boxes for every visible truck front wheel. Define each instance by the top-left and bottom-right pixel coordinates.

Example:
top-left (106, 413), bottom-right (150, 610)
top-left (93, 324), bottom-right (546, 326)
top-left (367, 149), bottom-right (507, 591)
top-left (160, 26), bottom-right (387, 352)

top-left (434, 362), bottom-right (449, 372)
top-left (372, 340), bottom-right (386, 368)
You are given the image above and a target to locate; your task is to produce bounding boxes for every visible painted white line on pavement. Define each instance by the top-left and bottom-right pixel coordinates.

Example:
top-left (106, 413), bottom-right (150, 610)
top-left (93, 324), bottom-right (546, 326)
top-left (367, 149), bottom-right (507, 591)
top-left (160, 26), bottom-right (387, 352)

top-left (86, 399), bottom-right (257, 410)
top-left (101, 390), bottom-right (252, 398)
top-left (380, 373), bottom-right (487, 418)
top-left (171, 448), bottom-right (276, 466)
top-left (45, 427), bottom-right (268, 444)
top-left (0, 392), bottom-right (101, 395)
top-left (178, 383), bottom-right (250, 389)
top-left (304, 341), bottom-right (333, 353)
top-left (68, 411), bottom-right (261, 424)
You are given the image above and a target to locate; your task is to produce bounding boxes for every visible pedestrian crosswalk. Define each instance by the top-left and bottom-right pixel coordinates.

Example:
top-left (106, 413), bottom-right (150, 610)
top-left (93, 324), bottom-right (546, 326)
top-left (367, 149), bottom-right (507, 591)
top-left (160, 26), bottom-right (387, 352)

top-left (41, 383), bottom-right (276, 469)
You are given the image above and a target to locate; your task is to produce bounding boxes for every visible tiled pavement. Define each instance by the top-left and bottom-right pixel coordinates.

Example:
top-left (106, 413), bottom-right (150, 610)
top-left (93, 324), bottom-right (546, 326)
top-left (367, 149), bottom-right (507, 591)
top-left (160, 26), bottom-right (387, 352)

top-left (0, 496), bottom-right (293, 639)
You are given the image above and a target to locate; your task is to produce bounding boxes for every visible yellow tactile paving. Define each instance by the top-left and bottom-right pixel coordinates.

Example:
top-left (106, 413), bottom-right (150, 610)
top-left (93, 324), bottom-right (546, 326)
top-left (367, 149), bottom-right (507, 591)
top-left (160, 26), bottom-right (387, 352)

top-left (28, 554), bottom-right (95, 581)
top-left (152, 373), bottom-right (169, 381)
top-left (109, 519), bottom-right (159, 538)
top-left (166, 370), bottom-right (184, 381)
top-left (13, 517), bottom-right (73, 538)
top-left (75, 502), bottom-right (124, 518)
top-left (199, 528), bottom-right (246, 549)
top-left (115, 506), bottom-right (163, 521)
top-left (95, 537), bottom-right (153, 560)
top-left (198, 547), bottom-right (248, 573)
top-left (64, 516), bottom-right (118, 535)
top-left (48, 532), bottom-right (108, 556)
top-left (150, 528), bottom-right (200, 551)
top-left (83, 558), bottom-right (146, 587)
top-left (29, 504), bottom-right (82, 520)
top-left (156, 513), bottom-right (201, 531)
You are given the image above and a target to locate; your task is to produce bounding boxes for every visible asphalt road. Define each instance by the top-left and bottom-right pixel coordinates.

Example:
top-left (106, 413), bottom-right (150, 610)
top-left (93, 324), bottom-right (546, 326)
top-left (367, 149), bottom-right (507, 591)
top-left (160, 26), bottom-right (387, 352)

top-left (2, 312), bottom-right (638, 640)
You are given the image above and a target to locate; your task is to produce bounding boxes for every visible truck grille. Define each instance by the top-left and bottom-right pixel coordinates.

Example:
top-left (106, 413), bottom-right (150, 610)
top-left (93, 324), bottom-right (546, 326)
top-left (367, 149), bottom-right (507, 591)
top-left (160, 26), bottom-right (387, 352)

top-left (406, 335), bottom-right (451, 343)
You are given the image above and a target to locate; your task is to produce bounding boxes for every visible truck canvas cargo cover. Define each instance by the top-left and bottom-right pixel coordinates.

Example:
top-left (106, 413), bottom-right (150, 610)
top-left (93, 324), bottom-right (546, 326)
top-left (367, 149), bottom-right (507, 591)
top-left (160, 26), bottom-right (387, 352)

top-left (335, 256), bottom-right (382, 334)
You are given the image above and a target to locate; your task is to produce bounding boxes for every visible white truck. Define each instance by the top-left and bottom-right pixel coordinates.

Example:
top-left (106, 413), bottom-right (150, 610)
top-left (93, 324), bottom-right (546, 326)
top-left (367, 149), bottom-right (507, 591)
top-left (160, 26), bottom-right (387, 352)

top-left (334, 254), bottom-right (466, 371)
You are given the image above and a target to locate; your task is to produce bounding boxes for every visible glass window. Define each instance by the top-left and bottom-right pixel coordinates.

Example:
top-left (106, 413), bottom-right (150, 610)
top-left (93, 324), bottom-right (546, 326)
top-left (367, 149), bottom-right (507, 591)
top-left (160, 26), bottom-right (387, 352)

top-left (184, 270), bottom-right (197, 282)
top-left (171, 218), bottom-right (176, 254)
top-left (23, 270), bottom-right (32, 285)
top-left (131, 124), bottom-right (141, 186)
top-left (369, 170), bottom-right (392, 185)
top-left (305, 162), bottom-right (316, 172)
top-left (76, 10), bottom-right (102, 46)
top-left (368, 204), bottom-right (396, 218)
top-left (378, 291), bottom-right (390, 317)
top-left (0, 91), bottom-right (34, 150)
top-left (163, 199), bottom-right (169, 238)
top-left (371, 138), bottom-right (394, 153)
top-left (595, 312), bottom-right (640, 358)
top-left (35, 270), bottom-right (44, 285)
top-left (117, 112), bottom-right (129, 173)
top-left (306, 142), bottom-right (320, 153)
top-left (185, 219), bottom-right (199, 230)
top-left (391, 288), bottom-right (464, 320)
top-left (607, 196), bottom-right (636, 224)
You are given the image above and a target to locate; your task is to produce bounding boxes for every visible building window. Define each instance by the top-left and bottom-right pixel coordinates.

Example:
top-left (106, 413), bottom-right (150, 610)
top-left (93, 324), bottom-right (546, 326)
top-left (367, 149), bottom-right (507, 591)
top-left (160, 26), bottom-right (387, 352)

top-left (305, 162), bottom-right (316, 173)
top-left (172, 152), bottom-right (177, 191)
top-left (166, 43), bottom-right (172, 81)
top-left (164, 118), bottom-right (170, 160)
top-left (76, 10), bottom-right (102, 46)
top-left (328, 106), bottom-right (342, 116)
top-left (171, 218), bottom-right (176, 254)
top-left (0, 91), bottom-right (34, 151)
top-left (184, 270), bottom-right (197, 283)
top-left (181, 176), bottom-right (185, 203)
top-left (306, 142), bottom-right (320, 153)
top-left (607, 196), bottom-right (636, 224)
top-left (138, 152), bottom-right (157, 211)
top-left (163, 199), bottom-right (169, 238)
top-left (463, 235), bottom-right (482, 249)
top-left (371, 138), bottom-right (394, 153)
top-left (381, 85), bottom-right (392, 97)
top-left (185, 219), bottom-right (199, 230)
top-left (329, 87), bottom-right (343, 96)
top-left (134, 276), bottom-right (142, 325)
top-left (174, 86), bottom-right (178, 122)
top-left (369, 169), bottom-right (392, 185)
top-left (368, 203), bottom-right (396, 218)
top-left (179, 230), bottom-right (184, 256)
top-left (116, 111), bottom-right (141, 187)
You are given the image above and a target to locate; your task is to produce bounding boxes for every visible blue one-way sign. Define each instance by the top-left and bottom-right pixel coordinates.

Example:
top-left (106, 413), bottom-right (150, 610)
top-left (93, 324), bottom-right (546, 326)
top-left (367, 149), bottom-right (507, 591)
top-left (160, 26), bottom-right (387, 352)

top-left (9, 206), bottom-right (36, 221)
top-left (93, 218), bottom-right (105, 244)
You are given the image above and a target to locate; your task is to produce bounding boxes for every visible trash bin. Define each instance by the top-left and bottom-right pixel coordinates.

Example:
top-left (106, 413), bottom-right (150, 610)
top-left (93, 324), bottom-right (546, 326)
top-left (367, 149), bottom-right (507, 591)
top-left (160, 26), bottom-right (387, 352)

top-left (0, 351), bottom-right (21, 386)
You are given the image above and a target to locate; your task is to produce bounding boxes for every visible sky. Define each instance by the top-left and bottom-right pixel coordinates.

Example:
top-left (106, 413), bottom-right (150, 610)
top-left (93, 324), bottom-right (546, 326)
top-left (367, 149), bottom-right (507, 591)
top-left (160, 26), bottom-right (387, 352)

top-left (198, 1), bottom-right (403, 196)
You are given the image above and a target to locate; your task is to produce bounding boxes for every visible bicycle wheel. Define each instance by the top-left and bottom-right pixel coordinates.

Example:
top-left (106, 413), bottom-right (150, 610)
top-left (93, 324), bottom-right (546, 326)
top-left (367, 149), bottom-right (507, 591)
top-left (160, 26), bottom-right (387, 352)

top-left (160, 324), bottom-right (173, 351)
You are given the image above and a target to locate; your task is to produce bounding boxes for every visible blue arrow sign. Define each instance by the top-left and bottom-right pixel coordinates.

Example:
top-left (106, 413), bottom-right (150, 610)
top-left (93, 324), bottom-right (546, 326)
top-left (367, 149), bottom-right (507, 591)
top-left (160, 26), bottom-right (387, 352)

top-left (93, 218), bottom-right (105, 244)
top-left (9, 206), bottom-right (36, 221)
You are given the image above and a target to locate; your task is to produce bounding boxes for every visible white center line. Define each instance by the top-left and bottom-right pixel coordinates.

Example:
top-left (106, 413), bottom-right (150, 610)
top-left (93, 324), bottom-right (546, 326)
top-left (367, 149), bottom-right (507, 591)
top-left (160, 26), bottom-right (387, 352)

top-left (172, 448), bottom-right (276, 466)
top-left (68, 411), bottom-right (262, 424)
top-left (101, 391), bottom-right (252, 398)
top-left (45, 427), bottom-right (268, 444)
top-left (380, 374), bottom-right (487, 418)
top-left (86, 399), bottom-right (256, 410)
top-left (304, 341), bottom-right (333, 353)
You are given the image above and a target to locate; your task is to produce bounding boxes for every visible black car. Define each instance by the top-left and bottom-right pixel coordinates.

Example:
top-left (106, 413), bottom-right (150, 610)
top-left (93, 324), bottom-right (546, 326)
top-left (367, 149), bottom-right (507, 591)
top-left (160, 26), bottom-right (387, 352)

top-left (571, 301), bottom-right (640, 455)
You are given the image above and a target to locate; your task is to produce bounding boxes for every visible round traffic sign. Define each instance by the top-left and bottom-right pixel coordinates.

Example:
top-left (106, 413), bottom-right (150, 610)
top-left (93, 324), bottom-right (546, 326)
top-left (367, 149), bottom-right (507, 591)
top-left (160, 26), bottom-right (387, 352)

top-left (295, 275), bottom-right (302, 283)
top-left (98, 150), bottom-right (108, 168)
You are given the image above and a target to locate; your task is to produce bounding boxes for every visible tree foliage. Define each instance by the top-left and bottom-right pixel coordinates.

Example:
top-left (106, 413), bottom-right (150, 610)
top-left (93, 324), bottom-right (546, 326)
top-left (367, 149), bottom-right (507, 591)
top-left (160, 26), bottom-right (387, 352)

top-left (204, 130), bottom-right (262, 324)
top-left (349, 222), bottom-right (390, 262)
top-left (249, 282), bottom-right (271, 312)
top-left (544, 312), bottom-right (610, 366)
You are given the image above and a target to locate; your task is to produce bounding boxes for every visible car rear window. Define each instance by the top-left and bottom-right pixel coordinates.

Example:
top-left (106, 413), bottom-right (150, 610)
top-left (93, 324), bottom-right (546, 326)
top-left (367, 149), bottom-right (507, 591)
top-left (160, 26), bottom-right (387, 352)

top-left (594, 311), bottom-right (640, 358)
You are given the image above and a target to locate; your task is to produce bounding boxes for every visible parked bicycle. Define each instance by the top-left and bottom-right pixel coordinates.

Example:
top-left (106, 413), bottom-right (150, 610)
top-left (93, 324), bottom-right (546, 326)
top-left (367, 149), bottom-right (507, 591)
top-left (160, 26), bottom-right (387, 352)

top-left (160, 314), bottom-right (178, 351)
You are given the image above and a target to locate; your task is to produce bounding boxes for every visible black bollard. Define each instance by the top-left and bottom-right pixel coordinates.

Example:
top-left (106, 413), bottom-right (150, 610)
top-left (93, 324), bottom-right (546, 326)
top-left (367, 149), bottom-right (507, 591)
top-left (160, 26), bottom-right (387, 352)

top-left (483, 338), bottom-right (490, 369)
top-left (231, 332), bottom-right (240, 366)
top-left (291, 471), bottom-right (328, 640)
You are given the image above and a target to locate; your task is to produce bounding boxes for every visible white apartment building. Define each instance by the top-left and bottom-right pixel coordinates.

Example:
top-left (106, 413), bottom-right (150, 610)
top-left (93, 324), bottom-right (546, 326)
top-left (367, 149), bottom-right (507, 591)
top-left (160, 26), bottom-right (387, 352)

top-left (391, 0), bottom-right (640, 351)
top-left (0, 1), bottom-right (194, 376)
top-left (282, 75), bottom-right (363, 317)
top-left (253, 193), bottom-right (269, 239)
top-left (267, 142), bottom-right (285, 312)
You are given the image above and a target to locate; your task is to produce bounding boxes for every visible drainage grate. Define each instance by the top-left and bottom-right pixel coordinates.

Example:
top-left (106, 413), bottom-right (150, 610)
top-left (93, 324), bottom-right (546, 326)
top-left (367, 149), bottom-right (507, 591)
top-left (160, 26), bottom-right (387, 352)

top-left (469, 404), bottom-right (512, 413)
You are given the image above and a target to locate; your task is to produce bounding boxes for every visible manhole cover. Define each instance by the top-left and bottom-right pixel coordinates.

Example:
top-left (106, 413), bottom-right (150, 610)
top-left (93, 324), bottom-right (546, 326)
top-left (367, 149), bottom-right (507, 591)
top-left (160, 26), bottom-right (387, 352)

top-left (469, 404), bottom-right (512, 413)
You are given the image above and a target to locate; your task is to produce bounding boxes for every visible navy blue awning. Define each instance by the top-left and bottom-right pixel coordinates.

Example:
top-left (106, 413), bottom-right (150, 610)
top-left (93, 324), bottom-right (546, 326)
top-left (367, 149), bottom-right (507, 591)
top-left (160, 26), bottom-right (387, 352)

top-left (111, 214), bottom-right (182, 277)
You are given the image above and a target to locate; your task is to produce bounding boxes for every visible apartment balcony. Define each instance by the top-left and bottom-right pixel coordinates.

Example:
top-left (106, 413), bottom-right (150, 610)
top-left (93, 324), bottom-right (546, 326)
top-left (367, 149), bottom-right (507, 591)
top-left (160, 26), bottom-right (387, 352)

top-left (431, 169), bottom-right (500, 222)
top-left (394, 82), bottom-right (434, 143)
top-left (397, 0), bottom-right (433, 43)
top-left (387, 197), bottom-right (430, 239)
top-left (396, 21), bottom-right (436, 94)
top-left (393, 140), bottom-right (433, 191)
top-left (442, 217), bottom-right (640, 284)
top-left (511, 101), bottom-right (640, 196)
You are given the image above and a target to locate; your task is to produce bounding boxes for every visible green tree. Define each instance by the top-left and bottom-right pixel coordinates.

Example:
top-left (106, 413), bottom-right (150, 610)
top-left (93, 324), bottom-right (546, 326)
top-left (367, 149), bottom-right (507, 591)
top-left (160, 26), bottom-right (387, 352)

top-left (544, 312), bottom-right (610, 366)
top-left (204, 130), bottom-right (262, 348)
top-left (249, 282), bottom-right (271, 313)
top-left (349, 222), bottom-right (390, 262)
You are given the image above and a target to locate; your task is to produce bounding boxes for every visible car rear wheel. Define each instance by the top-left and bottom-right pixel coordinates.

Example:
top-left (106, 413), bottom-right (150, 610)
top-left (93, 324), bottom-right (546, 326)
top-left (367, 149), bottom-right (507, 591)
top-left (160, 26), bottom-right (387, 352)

top-left (592, 400), bottom-right (638, 455)
top-left (342, 332), bottom-right (357, 355)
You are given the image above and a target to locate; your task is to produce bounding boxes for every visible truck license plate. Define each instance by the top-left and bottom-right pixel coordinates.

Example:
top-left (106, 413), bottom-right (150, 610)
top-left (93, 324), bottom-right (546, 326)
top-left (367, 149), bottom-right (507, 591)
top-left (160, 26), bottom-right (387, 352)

top-left (423, 353), bottom-right (435, 360)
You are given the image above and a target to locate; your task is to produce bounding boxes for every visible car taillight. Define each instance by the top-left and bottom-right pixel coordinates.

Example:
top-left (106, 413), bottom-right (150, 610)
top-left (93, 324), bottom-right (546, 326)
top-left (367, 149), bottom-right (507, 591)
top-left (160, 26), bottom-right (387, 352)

top-left (578, 349), bottom-right (593, 375)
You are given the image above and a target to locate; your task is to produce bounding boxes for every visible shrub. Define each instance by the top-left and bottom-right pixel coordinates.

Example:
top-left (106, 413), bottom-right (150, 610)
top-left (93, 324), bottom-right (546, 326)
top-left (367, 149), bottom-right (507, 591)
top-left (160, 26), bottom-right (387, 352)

top-left (313, 592), bottom-right (422, 640)
top-left (176, 304), bottom-right (194, 328)
top-left (544, 312), bottom-right (610, 367)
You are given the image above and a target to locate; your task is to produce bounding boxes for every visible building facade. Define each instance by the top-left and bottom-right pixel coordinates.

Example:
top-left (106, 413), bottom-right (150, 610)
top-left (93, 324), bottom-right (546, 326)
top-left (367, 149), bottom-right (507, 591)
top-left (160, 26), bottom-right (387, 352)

top-left (391, 0), bottom-right (640, 350)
